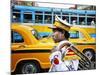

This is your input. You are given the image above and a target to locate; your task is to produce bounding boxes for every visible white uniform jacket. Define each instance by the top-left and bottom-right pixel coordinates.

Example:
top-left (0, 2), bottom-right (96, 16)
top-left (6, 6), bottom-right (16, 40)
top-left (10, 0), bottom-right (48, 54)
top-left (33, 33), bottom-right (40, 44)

top-left (49, 40), bottom-right (79, 72)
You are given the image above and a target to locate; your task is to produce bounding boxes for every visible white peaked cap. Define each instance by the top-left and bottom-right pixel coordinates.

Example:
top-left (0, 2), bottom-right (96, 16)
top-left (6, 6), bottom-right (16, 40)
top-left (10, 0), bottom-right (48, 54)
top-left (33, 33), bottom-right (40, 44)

top-left (55, 15), bottom-right (72, 27)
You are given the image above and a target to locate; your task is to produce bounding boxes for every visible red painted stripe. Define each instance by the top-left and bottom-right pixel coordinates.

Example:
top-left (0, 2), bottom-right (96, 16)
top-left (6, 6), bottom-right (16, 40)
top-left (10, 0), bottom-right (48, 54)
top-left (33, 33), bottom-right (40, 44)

top-left (67, 48), bottom-right (74, 52)
top-left (68, 50), bottom-right (74, 52)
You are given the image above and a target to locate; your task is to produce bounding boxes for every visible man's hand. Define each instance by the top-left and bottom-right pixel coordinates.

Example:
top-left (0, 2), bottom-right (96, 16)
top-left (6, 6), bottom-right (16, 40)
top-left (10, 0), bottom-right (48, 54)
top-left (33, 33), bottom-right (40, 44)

top-left (57, 41), bottom-right (72, 51)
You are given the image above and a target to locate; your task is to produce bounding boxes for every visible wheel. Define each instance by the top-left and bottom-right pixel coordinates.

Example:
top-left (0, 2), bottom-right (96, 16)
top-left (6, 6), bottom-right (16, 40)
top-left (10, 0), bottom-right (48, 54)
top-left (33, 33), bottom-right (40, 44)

top-left (83, 49), bottom-right (95, 61)
top-left (17, 62), bottom-right (40, 74)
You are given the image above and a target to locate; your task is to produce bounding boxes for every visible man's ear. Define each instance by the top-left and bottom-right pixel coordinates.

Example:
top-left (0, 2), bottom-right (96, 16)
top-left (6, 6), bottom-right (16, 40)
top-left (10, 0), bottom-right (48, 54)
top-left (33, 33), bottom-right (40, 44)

top-left (62, 30), bottom-right (65, 34)
top-left (62, 30), bottom-right (65, 37)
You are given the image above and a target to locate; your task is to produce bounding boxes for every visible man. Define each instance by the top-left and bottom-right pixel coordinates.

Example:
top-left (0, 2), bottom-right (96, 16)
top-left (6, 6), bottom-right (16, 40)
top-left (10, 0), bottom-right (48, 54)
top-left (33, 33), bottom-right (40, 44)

top-left (49, 15), bottom-right (79, 72)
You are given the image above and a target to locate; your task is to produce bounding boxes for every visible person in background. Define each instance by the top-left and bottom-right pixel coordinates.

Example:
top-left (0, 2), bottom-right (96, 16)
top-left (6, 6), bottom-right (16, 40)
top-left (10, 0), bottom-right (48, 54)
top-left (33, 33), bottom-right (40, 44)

top-left (12, 15), bottom-right (17, 22)
top-left (91, 19), bottom-right (95, 26)
top-left (62, 16), bottom-right (68, 22)
top-left (81, 20), bottom-right (85, 25)
top-left (72, 19), bottom-right (77, 25)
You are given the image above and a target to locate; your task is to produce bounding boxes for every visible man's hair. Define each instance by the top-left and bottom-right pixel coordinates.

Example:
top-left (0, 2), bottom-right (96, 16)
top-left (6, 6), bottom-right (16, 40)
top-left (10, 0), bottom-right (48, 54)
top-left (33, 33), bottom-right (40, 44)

top-left (64, 31), bottom-right (70, 40)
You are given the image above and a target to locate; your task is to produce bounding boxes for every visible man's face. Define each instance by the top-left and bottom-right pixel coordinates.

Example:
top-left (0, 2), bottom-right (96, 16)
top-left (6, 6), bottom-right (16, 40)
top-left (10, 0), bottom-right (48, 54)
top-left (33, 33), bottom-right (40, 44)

top-left (52, 29), bottom-right (64, 43)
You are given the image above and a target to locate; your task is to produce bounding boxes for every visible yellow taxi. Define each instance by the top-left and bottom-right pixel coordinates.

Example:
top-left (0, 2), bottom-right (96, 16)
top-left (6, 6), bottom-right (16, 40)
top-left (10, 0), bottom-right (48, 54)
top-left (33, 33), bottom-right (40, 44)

top-left (11, 24), bottom-right (55, 74)
top-left (11, 24), bottom-right (95, 74)
top-left (69, 26), bottom-right (95, 60)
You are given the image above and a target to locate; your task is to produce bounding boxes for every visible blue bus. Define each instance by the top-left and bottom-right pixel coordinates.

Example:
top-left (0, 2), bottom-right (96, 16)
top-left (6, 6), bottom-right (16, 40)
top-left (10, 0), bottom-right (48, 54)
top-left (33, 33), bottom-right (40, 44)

top-left (12, 5), bottom-right (96, 25)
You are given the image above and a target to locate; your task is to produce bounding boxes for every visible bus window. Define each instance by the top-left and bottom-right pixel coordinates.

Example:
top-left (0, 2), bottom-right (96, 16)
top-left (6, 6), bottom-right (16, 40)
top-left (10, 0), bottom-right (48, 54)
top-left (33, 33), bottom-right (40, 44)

top-left (62, 16), bottom-right (69, 22)
top-left (35, 15), bottom-right (43, 23)
top-left (23, 12), bottom-right (32, 23)
top-left (35, 11), bottom-right (43, 23)
top-left (12, 9), bottom-right (20, 22)
top-left (71, 17), bottom-right (77, 25)
top-left (44, 15), bottom-right (52, 24)
top-left (87, 15), bottom-right (96, 25)
top-left (70, 13), bottom-right (77, 25)
top-left (44, 12), bottom-right (52, 24)
top-left (79, 17), bottom-right (85, 25)
top-left (87, 14), bottom-right (96, 25)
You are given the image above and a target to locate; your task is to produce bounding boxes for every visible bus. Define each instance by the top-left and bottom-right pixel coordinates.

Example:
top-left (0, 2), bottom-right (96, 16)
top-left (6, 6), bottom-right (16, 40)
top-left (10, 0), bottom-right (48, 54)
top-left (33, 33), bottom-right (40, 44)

top-left (12, 5), bottom-right (96, 26)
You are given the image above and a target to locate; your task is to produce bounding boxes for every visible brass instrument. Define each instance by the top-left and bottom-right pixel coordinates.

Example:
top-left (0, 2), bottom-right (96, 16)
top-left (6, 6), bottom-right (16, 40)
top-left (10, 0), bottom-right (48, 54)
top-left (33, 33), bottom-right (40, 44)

top-left (69, 44), bottom-right (92, 70)
top-left (56, 40), bottom-right (92, 70)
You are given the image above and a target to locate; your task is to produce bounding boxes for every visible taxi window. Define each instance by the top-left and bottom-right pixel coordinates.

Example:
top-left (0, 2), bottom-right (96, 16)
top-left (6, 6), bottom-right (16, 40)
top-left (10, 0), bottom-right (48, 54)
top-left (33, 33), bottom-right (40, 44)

top-left (90, 33), bottom-right (96, 38)
top-left (70, 30), bottom-right (84, 39)
top-left (11, 31), bottom-right (24, 43)
top-left (70, 31), bottom-right (79, 39)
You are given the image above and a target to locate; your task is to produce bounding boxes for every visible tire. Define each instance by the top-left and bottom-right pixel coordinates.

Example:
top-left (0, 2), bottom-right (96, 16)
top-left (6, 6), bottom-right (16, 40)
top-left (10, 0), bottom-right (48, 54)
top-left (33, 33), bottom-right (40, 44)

top-left (17, 62), bottom-right (40, 74)
top-left (83, 49), bottom-right (95, 61)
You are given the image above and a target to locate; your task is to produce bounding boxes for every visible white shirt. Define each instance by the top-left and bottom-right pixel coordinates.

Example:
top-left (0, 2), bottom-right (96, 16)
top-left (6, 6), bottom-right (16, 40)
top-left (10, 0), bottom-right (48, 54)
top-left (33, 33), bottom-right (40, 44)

top-left (49, 40), bottom-right (79, 72)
